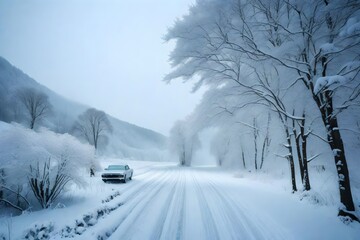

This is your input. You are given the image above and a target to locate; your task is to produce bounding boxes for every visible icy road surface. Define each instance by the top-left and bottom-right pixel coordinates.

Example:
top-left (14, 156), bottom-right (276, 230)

top-left (73, 164), bottom-right (359, 240)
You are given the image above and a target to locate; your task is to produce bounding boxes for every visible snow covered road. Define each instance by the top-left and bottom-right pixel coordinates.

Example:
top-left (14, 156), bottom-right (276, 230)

top-left (2, 161), bottom-right (360, 239)
top-left (74, 164), bottom-right (359, 240)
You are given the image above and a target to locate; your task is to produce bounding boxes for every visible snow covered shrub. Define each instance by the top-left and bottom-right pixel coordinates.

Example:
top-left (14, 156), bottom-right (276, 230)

top-left (299, 190), bottom-right (327, 206)
top-left (0, 122), bottom-right (98, 211)
top-left (60, 202), bottom-right (123, 237)
top-left (24, 222), bottom-right (54, 240)
top-left (29, 157), bottom-right (73, 209)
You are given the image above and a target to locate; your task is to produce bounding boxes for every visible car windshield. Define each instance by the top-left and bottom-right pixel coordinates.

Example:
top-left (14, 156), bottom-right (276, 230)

top-left (106, 165), bottom-right (126, 170)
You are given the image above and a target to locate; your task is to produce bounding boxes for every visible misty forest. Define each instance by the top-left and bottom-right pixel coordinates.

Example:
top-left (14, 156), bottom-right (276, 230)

top-left (1, 0), bottom-right (360, 239)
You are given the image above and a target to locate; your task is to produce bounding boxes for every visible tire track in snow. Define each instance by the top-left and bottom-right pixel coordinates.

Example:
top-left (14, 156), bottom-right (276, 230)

top-left (192, 170), bottom-right (256, 239)
top-left (60, 166), bottom-right (290, 240)
top-left (109, 167), bottom-right (180, 240)
top-left (175, 176), bottom-right (186, 240)
top-left (148, 168), bottom-right (182, 240)
top-left (204, 173), bottom-right (289, 240)
top-left (158, 168), bottom-right (187, 240)
top-left (190, 171), bottom-right (221, 240)
top-left (56, 167), bottom-right (166, 239)
top-left (92, 166), bottom-right (176, 239)
top-left (199, 176), bottom-right (261, 239)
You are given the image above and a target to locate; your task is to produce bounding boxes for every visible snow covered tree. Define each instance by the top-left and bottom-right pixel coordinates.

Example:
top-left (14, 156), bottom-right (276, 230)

top-left (291, 111), bottom-right (313, 191)
top-left (210, 130), bottom-right (230, 167)
top-left (169, 120), bottom-right (200, 166)
top-left (73, 108), bottom-right (113, 150)
top-left (16, 87), bottom-right (52, 129)
top-left (165, 0), bottom-right (360, 218)
top-left (244, 0), bottom-right (360, 217)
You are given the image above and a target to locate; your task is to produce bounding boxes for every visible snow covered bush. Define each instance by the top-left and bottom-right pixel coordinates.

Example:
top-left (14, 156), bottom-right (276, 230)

top-left (29, 157), bottom-right (73, 209)
top-left (0, 122), bottom-right (98, 211)
top-left (24, 222), bottom-right (54, 240)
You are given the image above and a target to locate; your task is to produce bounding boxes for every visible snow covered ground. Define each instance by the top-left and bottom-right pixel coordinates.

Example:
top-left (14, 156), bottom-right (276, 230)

top-left (1, 159), bottom-right (359, 240)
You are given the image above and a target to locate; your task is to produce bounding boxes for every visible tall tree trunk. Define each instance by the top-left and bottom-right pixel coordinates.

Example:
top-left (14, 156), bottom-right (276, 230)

top-left (285, 127), bottom-right (297, 193)
top-left (260, 138), bottom-right (267, 170)
top-left (299, 113), bottom-right (311, 191)
top-left (326, 103), bottom-right (355, 211)
top-left (180, 144), bottom-right (186, 166)
top-left (280, 113), bottom-right (297, 192)
top-left (260, 113), bottom-right (271, 170)
top-left (293, 115), bottom-right (304, 184)
top-left (30, 118), bottom-right (35, 129)
top-left (311, 89), bottom-right (356, 217)
top-left (218, 157), bottom-right (222, 166)
top-left (302, 136), bottom-right (311, 191)
top-left (309, 60), bottom-right (356, 214)
top-left (253, 118), bottom-right (258, 171)
top-left (293, 112), bottom-right (311, 191)
top-left (241, 149), bottom-right (246, 169)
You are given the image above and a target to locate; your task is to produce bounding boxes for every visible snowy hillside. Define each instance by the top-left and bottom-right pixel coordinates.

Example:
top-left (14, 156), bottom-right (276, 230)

top-left (0, 56), bottom-right (166, 161)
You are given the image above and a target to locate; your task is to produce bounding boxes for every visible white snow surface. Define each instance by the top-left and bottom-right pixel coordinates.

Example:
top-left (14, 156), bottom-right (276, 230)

top-left (340, 17), bottom-right (360, 37)
top-left (1, 159), bottom-right (359, 240)
top-left (314, 75), bottom-right (348, 94)
top-left (319, 43), bottom-right (340, 55)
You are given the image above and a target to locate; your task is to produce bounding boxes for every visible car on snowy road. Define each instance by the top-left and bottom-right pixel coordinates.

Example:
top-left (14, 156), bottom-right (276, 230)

top-left (101, 165), bottom-right (133, 183)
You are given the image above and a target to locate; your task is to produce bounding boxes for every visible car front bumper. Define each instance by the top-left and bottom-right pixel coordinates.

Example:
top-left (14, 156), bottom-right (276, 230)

top-left (101, 173), bottom-right (125, 182)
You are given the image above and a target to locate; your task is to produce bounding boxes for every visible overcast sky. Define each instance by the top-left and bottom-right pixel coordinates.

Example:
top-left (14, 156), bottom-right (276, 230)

top-left (0, 0), bottom-right (203, 135)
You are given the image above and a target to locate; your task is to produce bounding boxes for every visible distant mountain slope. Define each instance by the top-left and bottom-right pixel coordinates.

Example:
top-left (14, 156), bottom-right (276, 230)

top-left (0, 56), bottom-right (167, 161)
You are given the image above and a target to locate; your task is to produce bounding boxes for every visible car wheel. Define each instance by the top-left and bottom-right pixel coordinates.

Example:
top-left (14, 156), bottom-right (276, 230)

top-left (129, 173), bottom-right (132, 180)
top-left (123, 175), bottom-right (127, 183)
top-left (103, 180), bottom-right (107, 183)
